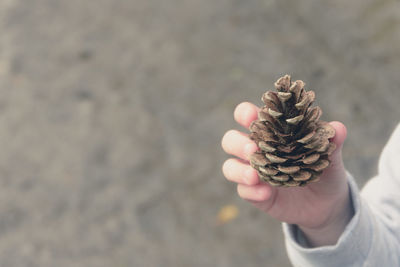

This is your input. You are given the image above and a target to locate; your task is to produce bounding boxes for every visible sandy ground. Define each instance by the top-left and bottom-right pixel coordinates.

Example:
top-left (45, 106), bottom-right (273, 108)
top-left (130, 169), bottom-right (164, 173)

top-left (0, 0), bottom-right (399, 266)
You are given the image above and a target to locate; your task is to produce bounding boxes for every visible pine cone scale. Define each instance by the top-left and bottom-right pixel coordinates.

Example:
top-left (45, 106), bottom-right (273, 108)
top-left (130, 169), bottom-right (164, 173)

top-left (302, 153), bottom-right (320, 164)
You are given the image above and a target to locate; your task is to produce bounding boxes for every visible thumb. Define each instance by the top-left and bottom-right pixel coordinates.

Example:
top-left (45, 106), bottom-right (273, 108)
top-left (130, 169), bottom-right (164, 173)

top-left (311, 121), bottom-right (348, 193)
top-left (328, 121), bottom-right (347, 171)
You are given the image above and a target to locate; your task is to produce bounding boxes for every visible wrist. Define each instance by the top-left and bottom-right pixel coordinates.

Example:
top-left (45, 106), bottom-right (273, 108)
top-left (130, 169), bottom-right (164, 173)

top-left (298, 184), bottom-right (354, 247)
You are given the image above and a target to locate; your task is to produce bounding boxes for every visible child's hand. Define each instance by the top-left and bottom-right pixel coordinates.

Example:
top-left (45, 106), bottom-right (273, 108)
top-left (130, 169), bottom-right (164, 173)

top-left (221, 102), bottom-right (353, 247)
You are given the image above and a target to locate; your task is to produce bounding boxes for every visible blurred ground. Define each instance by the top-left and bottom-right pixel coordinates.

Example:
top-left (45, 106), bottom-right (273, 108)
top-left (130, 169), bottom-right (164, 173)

top-left (0, 0), bottom-right (399, 266)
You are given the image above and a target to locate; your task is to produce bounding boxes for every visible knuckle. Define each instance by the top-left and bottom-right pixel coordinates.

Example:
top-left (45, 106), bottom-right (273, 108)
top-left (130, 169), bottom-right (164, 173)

top-left (225, 129), bottom-right (238, 138)
top-left (234, 102), bottom-right (247, 120)
top-left (221, 130), bottom-right (236, 150)
top-left (222, 159), bottom-right (233, 176)
top-left (255, 186), bottom-right (270, 202)
top-left (256, 189), bottom-right (268, 201)
top-left (246, 169), bottom-right (259, 185)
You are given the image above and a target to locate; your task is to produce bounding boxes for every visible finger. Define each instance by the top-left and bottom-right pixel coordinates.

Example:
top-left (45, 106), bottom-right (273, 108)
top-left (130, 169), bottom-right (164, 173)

top-left (234, 102), bottom-right (260, 129)
top-left (237, 183), bottom-right (272, 202)
top-left (221, 130), bottom-right (258, 160)
top-left (222, 158), bottom-right (259, 185)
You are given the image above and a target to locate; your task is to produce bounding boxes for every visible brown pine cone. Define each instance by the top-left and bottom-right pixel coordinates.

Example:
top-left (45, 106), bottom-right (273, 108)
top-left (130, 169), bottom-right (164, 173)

top-left (249, 74), bottom-right (336, 187)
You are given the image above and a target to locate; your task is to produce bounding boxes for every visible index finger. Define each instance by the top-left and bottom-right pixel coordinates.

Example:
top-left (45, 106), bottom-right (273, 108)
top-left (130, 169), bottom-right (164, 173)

top-left (234, 102), bottom-right (260, 129)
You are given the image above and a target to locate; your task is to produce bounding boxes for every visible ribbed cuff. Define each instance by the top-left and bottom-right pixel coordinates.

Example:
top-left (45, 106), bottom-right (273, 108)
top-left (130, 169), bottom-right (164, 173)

top-left (282, 172), bottom-right (372, 267)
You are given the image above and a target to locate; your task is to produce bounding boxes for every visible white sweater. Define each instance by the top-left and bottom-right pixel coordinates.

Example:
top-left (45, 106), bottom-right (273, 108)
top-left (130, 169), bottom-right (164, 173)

top-left (283, 123), bottom-right (400, 267)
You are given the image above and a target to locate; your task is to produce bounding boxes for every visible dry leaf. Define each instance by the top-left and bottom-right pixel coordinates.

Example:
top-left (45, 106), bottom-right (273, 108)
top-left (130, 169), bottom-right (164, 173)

top-left (217, 205), bottom-right (238, 225)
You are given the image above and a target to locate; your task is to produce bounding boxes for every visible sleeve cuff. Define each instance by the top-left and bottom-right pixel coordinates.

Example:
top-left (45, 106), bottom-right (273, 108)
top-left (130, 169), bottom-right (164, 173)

top-left (282, 172), bottom-right (372, 267)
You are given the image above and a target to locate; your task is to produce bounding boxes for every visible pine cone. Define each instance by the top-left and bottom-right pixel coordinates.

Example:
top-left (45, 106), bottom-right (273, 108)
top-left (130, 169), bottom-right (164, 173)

top-left (249, 74), bottom-right (336, 187)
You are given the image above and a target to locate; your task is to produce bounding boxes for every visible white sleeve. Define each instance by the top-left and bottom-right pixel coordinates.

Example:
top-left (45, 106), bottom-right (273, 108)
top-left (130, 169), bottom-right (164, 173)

top-left (282, 123), bottom-right (400, 267)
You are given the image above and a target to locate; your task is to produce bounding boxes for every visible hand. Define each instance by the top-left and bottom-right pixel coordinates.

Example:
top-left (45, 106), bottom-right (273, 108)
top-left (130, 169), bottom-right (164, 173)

top-left (221, 102), bottom-right (353, 247)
